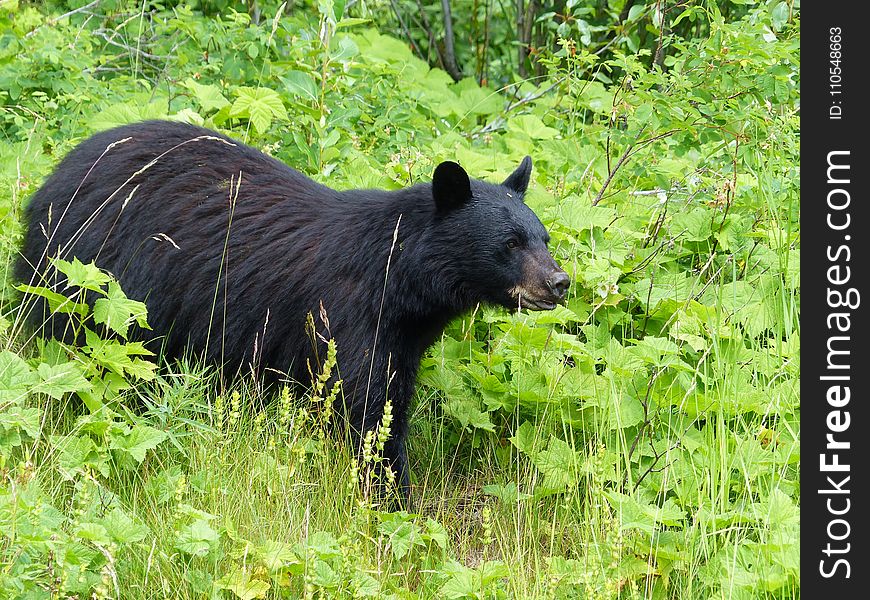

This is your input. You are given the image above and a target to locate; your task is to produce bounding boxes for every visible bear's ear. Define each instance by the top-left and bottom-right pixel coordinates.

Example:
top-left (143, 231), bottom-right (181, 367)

top-left (502, 156), bottom-right (533, 195)
top-left (432, 161), bottom-right (472, 213)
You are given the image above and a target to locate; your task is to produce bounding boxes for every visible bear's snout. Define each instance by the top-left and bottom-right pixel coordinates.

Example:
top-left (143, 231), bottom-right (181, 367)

top-left (546, 270), bottom-right (570, 300)
top-left (511, 250), bottom-right (569, 311)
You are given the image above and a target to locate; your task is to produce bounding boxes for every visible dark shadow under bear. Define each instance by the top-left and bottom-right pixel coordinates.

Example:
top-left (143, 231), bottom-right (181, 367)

top-left (16, 120), bottom-right (569, 503)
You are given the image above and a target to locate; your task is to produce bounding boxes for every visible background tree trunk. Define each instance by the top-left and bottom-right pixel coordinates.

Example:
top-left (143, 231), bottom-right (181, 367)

top-left (440, 0), bottom-right (464, 81)
top-left (516, 0), bottom-right (539, 79)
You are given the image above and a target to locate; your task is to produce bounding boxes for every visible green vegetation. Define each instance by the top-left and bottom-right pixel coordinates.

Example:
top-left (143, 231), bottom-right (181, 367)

top-left (0, 1), bottom-right (799, 598)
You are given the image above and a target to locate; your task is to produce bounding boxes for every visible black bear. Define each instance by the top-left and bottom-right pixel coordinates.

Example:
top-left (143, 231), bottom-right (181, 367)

top-left (16, 120), bottom-right (569, 502)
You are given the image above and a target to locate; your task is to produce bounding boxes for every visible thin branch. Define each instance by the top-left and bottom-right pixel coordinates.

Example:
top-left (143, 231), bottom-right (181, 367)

top-left (593, 126), bottom-right (684, 206)
top-left (92, 29), bottom-right (168, 60)
top-left (475, 77), bottom-right (565, 136)
top-left (632, 440), bottom-right (680, 493)
top-left (389, 0), bottom-right (424, 60)
top-left (523, 0), bottom-right (539, 73)
top-left (506, 77), bottom-right (563, 112)
top-left (626, 128), bottom-right (681, 159)
top-left (708, 136), bottom-right (740, 256)
top-left (592, 129), bottom-right (642, 206)
top-left (653, 0), bottom-right (667, 70)
top-left (414, 0), bottom-right (445, 71)
top-left (25, 0), bottom-right (102, 39)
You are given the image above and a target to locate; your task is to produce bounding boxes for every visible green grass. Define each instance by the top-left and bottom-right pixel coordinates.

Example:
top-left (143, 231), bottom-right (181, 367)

top-left (3, 304), bottom-right (798, 598)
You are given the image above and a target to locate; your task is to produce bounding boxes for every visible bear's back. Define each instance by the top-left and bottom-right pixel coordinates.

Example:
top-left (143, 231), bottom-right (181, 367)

top-left (16, 121), bottom-right (348, 373)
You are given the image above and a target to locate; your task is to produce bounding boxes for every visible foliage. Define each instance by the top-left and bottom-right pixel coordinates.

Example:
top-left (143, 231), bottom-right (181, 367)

top-left (0, 1), bottom-right (799, 598)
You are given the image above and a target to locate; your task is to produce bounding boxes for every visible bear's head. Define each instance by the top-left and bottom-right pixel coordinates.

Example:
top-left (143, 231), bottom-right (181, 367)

top-left (431, 157), bottom-right (569, 311)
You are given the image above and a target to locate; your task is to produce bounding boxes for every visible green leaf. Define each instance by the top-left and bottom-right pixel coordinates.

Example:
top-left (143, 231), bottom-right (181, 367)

top-left (508, 114), bottom-right (559, 140)
top-left (110, 424), bottom-right (168, 464)
top-left (102, 507), bottom-right (149, 544)
top-left (575, 80), bottom-right (613, 114)
top-left (533, 437), bottom-right (583, 490)
top-left (76, 522), bottom-right (111, 544)
top-left (424, 518), bottom-right (449, 549)
top-left (0, 406), bottom-right (41, 451)
top-left (440, 566), bottom-right (478, 599)
top-left (89, 99), bottom-right (170, 132)
top-left (558, 201), bottom-right (617, 233)
top-left (509, 421), bottom-right (545, 458)
top-left (440, 560), bottom-right (509, 599)
top-left (635, 103), bottom-right (654, 122)
top-left (612, 393), bottom-right (645, 429)
top-left (331, 35), bottom-right (360, 62)
top-left (184, 78), bottom-right (230, 112)
top-left (75, 407), bottom-right (127, 439)
top-left (451, 78), bottom-right (503, 117)
top-left (255, 540), bottom-right (301, 572)
top-left (93, 280), bottom-right (150, 339)
top-left (78, 371), bottom-right (132, 411)
top-left (175, 519), bottom-right (220, 556)
top-left (52, 257), bottom-right (111, 293)
top-left (36, 361), bottom-right (91, 399)
top-left (313, 560), bottom-right (341, 588)
top-left (52, 433), bottom-right (110, 479)
top-left (604, 491), bottom-right (686, 533)
top-left (0, 350), bottom-right (38, 403)
top-left (443, 398), bottom-right (495, 432)
top-left (351, 572), bottom-right (380, 597)
top-left (671, 206), bottom-right (713, 241)
top-left (215, 567), bottom-right (271, 600)
top-left (282, 70), bottom-right (319, 104)
top-left (754, 488), bottom-right (799, 528)
top-left (627, 4), bottom-right (645, 21)
top-left (336, 17), bottom-right (370, 29)
top-left (84, 330), bottom-right (156, 380)
top-left (306, 530), bottom-right (341, 559)
top-left (632, 335), bottom-right (681, 358)
top-left (482, 482), bottom-right (532, 504)
top-left (177, 503), bottom-right (218, 521)
top-left (770, 1), bottom-right (790, 31)
top-left (378, 513), bottom-right (425, 560)
top-left (15, 284), bottom-right (88, 317)
top-left (231, 87), bottom-right (288, 134)
top-left (0, 405), bottom-right (41, 438)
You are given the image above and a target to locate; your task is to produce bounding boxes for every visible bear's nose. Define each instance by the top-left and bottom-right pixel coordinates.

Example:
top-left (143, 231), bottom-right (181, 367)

top-left (547, 271), bottom-right (570, 300)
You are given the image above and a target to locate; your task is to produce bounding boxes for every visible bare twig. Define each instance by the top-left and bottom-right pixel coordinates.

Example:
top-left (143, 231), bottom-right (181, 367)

top-left (414, 0), bottom-right (444, 70)
top-left (389, 0), bottom-right (424, 60)
top-left (476, 77), bottom-right (565, 136)
top-left (708, 136), bottom-right (740, 256)
top-left (593, 127), bottom-right (685, 206)
top-left (92, 29), bottom-right (168, 61)
top-left (592, 132), bottom-right (640, 206)
top-left (640, 270), bottom-right (655, 336)
top-left (478, 0), bottom-right (491, 84)
top-left (653, 0), bottom-right (667, 70)
top-left (632, 441), bottom-right (679, 493)
top-left (25, 0), bottom-right (102, 38)
top-left (440, 0), bottom-right (464, 81)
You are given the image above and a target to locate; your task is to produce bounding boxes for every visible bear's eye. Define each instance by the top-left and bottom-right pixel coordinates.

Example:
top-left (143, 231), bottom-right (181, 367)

top-left (506, 238), bottom-right (519, 250)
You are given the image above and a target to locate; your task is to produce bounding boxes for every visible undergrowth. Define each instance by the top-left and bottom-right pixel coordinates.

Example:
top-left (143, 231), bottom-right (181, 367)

top-left (0, 1), bottom-right (799, 598)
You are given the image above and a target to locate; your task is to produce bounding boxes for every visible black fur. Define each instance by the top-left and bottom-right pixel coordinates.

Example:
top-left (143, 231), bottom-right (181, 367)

top-left (17, 120), bottom-right (568, 502)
